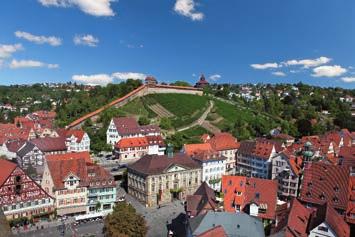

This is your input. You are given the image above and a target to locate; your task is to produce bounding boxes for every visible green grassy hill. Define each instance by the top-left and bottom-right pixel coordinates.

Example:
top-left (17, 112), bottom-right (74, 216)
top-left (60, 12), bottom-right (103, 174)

top-left (84, 92), bottom-right (292, 152)
top-left (120, 93), bottom-right (209, 129)
top-left (118, 93), bottom-right (290, 141)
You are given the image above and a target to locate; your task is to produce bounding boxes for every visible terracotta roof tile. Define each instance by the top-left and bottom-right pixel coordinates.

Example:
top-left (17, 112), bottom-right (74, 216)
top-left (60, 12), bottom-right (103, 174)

top-left (238, 139), bottom-right (275, 160)
top-left (30, 137), bottom-right (67, 152)
top-left (222, 176), bottom-right (278, 220)
top-left (207, 133), bottom-right (239, 151)
top-left (47, 158), bottom-right (88, 190)
top-left (115, 136), bottom-right (148, 149)
top-left (326, 204), bottom-right (350, 237)
top-left (0, 160), bottom-right (17, 186)
top-left (45, 151), bottom-right (92, 164)
top-left (299, 162), bottom-right (349, 211)
top-left (346, 176), bottom-right (355, 224)
top-left (285, 199), bottom-right (312, 237)
top-left (186, 182), bottom-right (218, 216)
top-left (184, 143), bottom-right (214, 156)
top-left (128, 154), bottom-right (200, 176)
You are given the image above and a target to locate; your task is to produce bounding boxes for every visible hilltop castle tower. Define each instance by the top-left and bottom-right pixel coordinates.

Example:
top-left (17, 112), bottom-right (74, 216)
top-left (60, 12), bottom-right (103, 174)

top-left (194, 74), bottom-right (209, 88)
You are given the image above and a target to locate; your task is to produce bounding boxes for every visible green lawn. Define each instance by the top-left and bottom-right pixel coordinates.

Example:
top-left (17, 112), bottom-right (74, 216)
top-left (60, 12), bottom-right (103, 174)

top-left (120, 98), bottom-right (157, 118)
top-left (145, 93), bottom-right (209, 129)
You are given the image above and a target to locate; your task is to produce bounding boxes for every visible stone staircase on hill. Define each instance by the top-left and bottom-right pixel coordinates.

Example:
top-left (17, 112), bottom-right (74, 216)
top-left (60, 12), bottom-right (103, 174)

top-left (148, 103), bottom-right (174, 118)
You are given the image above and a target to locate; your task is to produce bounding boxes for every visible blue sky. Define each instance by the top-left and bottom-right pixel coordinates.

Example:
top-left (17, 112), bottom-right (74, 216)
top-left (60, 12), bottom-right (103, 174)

top-left (1, 0), bottom-right (355, 88)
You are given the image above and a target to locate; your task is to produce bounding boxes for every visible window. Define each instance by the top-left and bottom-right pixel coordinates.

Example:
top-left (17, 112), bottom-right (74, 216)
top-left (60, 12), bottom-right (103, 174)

top-left (255, 193), bottom-right (260, 199)
top-left (228, 180), bottom-right (232, 186)
top-left (318, 226), bottom-right (329, 232)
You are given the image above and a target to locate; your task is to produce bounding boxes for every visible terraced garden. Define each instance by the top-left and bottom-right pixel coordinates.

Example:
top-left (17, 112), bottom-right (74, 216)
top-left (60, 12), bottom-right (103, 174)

top-left (143, 93), bottom-right (210, 129)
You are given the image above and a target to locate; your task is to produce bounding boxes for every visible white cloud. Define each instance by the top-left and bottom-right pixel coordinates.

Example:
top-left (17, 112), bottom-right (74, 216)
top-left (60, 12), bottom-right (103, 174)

top-left (311, 65), bottom-right (347, 78)
top-left (174, 0), bottom-right (204, 21)
top-left (209, 74), bottom-right (221, 81)
top-left (38, 0), bottom-right (116, 17)
top-left (112, 72), bottom-right (146, 80)
top-left (272, 71), bottom-right (286, 77)
top-left (0, 44), bottom-right (23, 58)
top-left (73, 34), bottom-right (99, 47)
top-left (72, 74), bottom-right (113, 86)
top-left (72, 71), bottom-right (147, 86)
top-left (250, 63), bottom-right (279, 70)
top-left (15, 31), bottom-right (62, 46)
top-left (9, 59), bottom-right (59, 69)
top-left (48, 63), bottom-right (59, 69)
top-left (283, 56), bottom-right (331, 68)
top-left (341, 77), bottom-right (355, 83)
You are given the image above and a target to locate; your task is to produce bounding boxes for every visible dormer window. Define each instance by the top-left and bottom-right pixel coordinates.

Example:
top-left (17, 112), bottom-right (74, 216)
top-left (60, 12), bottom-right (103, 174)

top-left (307, 182), bottom-right (313, 188)
top-left (334, 186), bottom-right (339, 192)
top-left (228, 180), bottom-right (232, 186)
top-left (306, 191), bottom-right (311, 198)
top-left (333, 197), bottom-right (339, 203)
top-left (319, 193), bottom-right (325, 200)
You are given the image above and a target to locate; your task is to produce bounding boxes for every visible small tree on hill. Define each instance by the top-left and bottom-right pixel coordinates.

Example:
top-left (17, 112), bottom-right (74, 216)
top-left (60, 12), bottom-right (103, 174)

top-left (103, 202), bottom-right (147, 237)
top-left (138, 116), bottom-right (150, 125)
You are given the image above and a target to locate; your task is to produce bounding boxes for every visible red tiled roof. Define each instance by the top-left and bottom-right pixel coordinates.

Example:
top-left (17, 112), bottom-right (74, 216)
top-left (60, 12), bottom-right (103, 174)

top-left (5, 139), bottom-right (26, 153)
top-left (31, 110), bottom-right (56, 119)
top-left (207, 133), bottom-right (239, 151)
top-left (222, 175), bottom-right (278, 220)
top-left (86, 163), bottom-right (115, 188)
top-left (238, 140), bottom-right (275, 160)
top-left (128, 154), bottom-right (200, 176)
top-left (59, 129), bottom-right (86, 142)
top-left (0, 123), bottom-right (30, 144)
top-left (186, 182), bottom-right (218, 216)
top-left (346, 176), bottom-right (355, 224)
top-left (112, 117), bottom-right (160, 136)
top-left (299, 162), bottom-right (349, 211)
top-left (47, 158), bottom-right (88, 190)
top-left (45, 151), bottom-right (92, 164)
top-left (184, 143), bottom-right (214, 156)
top-left (200, 134), bottom-right (210, 143)
top-left (281, 150), bottom-right (303, 176)
top-left (192, 150), bottom-right (226, 162)
top-left (273, 133), bottom-right (295, 141)
top-left (0, 159), bottom-right (17, 186)
top-left (196, 225), bottom-right (227, 237)
top-left (285, 199), bottom-right (312, 237)
top-left (326, 204), bottom-right (350, 237)
top-left (115, 136), bottom-right (148, 149)
top-left (146, 135), bottom-right (165, 147)
top-left (30, 137), bottom-right (67, 152)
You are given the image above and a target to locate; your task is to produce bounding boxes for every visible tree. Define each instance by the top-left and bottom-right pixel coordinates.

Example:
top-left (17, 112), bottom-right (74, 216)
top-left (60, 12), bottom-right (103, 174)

top-left (138, 116), bottom-right (150, 125)
top-left (296, 119), bottom-right (312, 136)
top-left (170, 81), bottom-right (191, 87)
top-left (103, 202), bottom-right (147, 237)
top-left (160, 117), bottom-right (172, 130)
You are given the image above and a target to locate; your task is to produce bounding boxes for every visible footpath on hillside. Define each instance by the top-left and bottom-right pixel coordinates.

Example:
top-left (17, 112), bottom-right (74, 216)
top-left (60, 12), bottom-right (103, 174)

top-left (177, 100), bottom-right (220, 134)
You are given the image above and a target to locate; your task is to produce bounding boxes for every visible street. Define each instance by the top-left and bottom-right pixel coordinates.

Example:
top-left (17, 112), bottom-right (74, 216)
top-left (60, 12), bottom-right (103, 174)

top-left (15, 221), bottom-right (104, 237)
top-left (14, 184), bottom-right (187, 237)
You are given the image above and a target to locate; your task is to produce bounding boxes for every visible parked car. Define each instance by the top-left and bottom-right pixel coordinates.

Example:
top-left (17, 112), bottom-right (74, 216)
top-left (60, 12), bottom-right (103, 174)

top-left (111, 167), bottom-right (119, 172)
